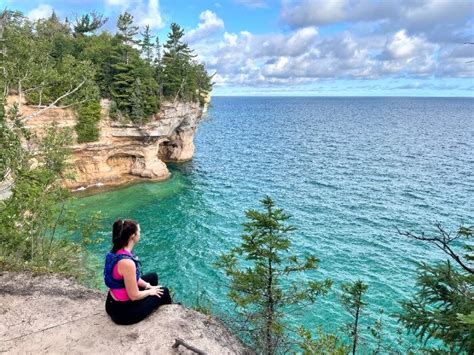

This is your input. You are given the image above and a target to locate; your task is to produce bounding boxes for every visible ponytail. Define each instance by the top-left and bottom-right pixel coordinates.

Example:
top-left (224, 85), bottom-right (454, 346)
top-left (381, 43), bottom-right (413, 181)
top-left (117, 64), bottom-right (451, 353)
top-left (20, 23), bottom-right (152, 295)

top-left (111, 219), bottom-right (138, 253)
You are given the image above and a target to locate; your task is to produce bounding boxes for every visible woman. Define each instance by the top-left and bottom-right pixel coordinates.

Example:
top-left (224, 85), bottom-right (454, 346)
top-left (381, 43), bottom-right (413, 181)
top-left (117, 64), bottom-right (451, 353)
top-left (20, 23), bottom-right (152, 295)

top-left (104, 219), bottom-right (172, 325)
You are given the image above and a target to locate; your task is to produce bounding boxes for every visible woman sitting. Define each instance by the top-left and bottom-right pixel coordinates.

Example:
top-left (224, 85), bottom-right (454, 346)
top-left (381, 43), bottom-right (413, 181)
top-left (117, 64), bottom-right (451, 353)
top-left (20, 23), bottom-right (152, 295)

top-left (104, 219), bottom-right (172, 325)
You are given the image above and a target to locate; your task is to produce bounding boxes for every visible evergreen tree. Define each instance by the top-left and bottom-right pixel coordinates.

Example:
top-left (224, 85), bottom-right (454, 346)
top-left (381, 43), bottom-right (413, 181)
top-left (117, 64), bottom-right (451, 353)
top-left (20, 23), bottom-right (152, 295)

top-left (154, 36), bottom-right (163, 97)
top-left (73, 11), bottom-right (107, 36)
top-left (340, 279), bottom-right (369, 355)
top-left (130, 78), bottom-right (144, 123)
top-left (110, 59), bottom-right (135, 117)
top-left (154, 36), bottom-right (162, 63)
top-left (141, 25), bottom-right (153, 63)
top-left (162, 23), bottom-right (195, 99)
top-left (117, 12), bottom-right (139, 47)
top-left (398, 224), bottom-right (474, 353)
top-left (216, 196), bottom-right (332, 354)
top-left (75, 100), bottom-right (101, 143)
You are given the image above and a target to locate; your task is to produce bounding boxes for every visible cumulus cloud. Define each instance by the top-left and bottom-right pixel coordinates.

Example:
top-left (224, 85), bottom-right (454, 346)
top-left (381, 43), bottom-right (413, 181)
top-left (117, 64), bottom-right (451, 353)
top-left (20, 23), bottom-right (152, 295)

top-left (187, 0), bottom-right (473, 89)
top-left (135, 0), bottom-right (164, 29)
top-left (184, 10), bottom-right (224, 44)
top-left (281, 0), bottom-right (473, 40)
top-left (381, 30), bottom-right (435, 60)
top-left (281, 0), bottom-right (347, 26)
top-left (105, 0), bottom-right (164, 29)
top-left (27, 4), bottom-right (53, 21)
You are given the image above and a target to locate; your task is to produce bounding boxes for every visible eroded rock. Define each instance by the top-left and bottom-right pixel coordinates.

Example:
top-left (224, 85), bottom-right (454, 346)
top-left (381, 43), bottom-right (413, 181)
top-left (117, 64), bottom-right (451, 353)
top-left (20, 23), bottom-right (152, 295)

top-left (0, 272), bottom-right (251, 355)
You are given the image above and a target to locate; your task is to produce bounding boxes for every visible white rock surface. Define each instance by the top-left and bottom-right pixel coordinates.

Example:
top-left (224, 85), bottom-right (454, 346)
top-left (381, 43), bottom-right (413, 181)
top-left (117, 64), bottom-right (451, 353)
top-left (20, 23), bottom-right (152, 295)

top-left (0, 272), bottom-right (251, 355)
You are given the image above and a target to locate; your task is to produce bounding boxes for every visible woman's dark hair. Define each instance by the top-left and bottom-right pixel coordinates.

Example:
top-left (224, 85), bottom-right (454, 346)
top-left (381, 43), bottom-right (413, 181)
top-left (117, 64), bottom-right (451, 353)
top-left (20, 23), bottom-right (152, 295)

top-left (112, 219), bottom-right (139, 253)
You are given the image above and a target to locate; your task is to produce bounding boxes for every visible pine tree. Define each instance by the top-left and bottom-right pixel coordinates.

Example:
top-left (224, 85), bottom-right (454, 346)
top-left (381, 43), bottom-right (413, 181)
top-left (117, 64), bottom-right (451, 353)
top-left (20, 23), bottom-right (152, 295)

top-left (216, 196), bottom-right (332, 355)
top-left (141, 25), bottom-right (153, 64)
top-left (398, 224), bottom-right (474, 353)
top-left (130, 78), bottom-right (144, 123)
top-left (73, 11), bottom-right (107, 36)
top-left (110, 59), bottom-right (135, 117)
top-left (75, 100), bottom-right (101, 143)
top-left (162, 23), bottom-right (195, 99)
top-left (340, 279), bottom-right (369, 355)
top-left (117, 12), bottom-right (139, 47)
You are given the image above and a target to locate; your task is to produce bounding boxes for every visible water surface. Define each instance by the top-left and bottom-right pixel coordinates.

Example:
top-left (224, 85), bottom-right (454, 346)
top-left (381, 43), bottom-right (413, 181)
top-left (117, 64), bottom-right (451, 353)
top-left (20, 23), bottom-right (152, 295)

top-left (76, 96), bottom-right (474, 348)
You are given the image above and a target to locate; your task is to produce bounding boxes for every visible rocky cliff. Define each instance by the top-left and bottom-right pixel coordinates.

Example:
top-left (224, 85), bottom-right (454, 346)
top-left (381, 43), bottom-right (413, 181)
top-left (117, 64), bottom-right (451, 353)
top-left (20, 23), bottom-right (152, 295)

top-left (16, 97), bottom-right (205, 190)
top-left (0, 272), bottom-right (251, 354)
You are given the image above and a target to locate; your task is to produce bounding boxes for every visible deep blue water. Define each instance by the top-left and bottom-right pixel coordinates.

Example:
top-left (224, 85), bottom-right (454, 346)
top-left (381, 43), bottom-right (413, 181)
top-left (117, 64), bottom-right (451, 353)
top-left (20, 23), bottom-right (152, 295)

top-left (76, 96), bottom-right (474, 349)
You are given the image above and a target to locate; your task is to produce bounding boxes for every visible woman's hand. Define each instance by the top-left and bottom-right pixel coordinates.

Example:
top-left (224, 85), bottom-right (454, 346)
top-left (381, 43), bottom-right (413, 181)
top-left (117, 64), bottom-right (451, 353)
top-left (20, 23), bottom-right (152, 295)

top-left (144, 282), bottom-right (152, 289)
top-left (147, 286), bottom-right (164, 298)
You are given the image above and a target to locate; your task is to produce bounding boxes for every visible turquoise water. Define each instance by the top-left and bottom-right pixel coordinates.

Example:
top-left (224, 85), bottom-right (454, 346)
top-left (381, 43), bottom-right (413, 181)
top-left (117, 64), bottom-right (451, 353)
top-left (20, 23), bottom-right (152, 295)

top-left (75, 97), bottom-right (474, 348)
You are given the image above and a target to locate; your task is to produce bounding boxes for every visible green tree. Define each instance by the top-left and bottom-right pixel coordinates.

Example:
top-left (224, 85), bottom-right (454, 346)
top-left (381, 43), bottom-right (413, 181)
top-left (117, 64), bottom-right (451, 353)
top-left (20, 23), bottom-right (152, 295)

top-left (117, 12), bottom-right (139, 47)
top-left (75, 100), bottom-right (101, 143)
top-left (398, 224), bottom-right (474, 353)
top-left (216, 196), bottom-right (332, 354)
top-left (340, 279), bottom-right (369, 355)
top-left (141, 25), bottom-right (153, 63)
top-left (130, 78), bottom-right (145, 123)
top-left (297, 327), bottom-right (349, 355)
top-left (73, 11), bottom-right (107, 36)
top-left (0, 105), bottom-right (98, 277)
top-left (162, 23), bottom-right (196, 99)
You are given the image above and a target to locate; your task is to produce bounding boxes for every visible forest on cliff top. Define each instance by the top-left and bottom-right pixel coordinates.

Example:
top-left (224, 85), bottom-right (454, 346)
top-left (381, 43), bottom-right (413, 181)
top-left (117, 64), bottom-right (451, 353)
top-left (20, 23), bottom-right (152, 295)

top-left (0, 10), bottom-right (212, 143)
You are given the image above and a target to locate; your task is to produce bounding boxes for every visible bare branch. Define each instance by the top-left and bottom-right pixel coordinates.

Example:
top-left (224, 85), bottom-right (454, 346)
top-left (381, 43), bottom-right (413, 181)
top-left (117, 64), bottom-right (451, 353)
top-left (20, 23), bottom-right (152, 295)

top-left (21, 80), bottom-right (86, 122)
top-left (398, 226), bottom-right (473, 274)
top-left (171, 338), bottom-right (206, 354)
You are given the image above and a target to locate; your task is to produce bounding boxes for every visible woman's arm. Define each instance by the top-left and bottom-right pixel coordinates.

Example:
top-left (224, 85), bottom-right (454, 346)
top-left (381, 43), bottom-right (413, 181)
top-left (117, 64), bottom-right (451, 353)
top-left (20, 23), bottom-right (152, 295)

top-left (118, 260), bottom-right (163, 301)
top-left (138, 278), bottom-right (151, 289)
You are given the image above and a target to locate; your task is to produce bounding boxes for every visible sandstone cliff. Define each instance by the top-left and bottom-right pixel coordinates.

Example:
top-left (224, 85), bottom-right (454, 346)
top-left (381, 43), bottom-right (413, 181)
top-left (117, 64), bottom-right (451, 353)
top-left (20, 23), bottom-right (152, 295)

top-left (14, 96), bottom-right (205, 190)
top-left (0, 272), bottom-right (251, 354)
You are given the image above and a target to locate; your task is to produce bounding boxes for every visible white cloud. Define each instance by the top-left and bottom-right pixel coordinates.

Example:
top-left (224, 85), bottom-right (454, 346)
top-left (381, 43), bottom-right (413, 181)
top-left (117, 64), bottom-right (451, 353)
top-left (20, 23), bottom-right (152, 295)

top-left (187, 1), bottom-right (471, 88)
top-left (27, 4), bottom-right (53, 21)
top-left (281, 0), bottom-right (348, 26)
top-left (105, 0), bottom-right (164, 30)
top-left (105, 0), bottom-right (129, 5)
top-left (136, 0), bottom-right (164, 29)
top-left (281, 0), bottom-right (473, 41)
top-left (383, 30), bottom-right (434, 60)
top-left (184, 10), bottom-right (224, 44)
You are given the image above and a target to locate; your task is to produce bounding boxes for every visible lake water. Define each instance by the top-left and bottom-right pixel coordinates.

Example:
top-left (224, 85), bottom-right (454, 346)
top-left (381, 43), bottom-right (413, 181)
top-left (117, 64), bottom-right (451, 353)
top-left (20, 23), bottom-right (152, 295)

top-left (76, 96), bottom-right (474, 349)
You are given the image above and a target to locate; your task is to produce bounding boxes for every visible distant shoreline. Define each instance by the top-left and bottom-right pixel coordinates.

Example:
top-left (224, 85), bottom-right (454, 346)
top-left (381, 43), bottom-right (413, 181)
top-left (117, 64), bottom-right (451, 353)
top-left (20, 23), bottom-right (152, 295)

top-left (211, 95), bottom-right (474, 98)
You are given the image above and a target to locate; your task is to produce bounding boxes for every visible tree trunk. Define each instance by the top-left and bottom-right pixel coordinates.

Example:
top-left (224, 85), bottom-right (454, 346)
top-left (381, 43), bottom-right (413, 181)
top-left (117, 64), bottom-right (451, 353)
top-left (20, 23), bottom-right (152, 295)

top-left (352, 305), bottom-right (360, 355)
top-left (266, 258), bottom-right (274, 355)
top-left (18, 80), bottom-right (22, 110)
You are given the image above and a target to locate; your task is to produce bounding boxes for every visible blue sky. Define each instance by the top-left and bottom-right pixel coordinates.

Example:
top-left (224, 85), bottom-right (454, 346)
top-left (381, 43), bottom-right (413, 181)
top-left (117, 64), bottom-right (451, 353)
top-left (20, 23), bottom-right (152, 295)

top-left (4, 0), bottom-right (474, 96)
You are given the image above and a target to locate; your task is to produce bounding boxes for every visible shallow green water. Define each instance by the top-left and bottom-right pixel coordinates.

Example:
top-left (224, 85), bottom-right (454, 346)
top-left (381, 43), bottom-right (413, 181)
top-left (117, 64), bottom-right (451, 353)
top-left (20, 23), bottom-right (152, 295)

top-left (75, 97), bottom-right (473, 349)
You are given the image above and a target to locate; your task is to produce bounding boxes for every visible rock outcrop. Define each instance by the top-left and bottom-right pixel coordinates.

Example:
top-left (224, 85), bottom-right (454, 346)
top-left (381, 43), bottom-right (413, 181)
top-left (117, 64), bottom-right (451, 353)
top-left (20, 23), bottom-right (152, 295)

top-left (16, 97), bottom-right (205, 190)
top-left (0, 272), bottom-right (251, 354)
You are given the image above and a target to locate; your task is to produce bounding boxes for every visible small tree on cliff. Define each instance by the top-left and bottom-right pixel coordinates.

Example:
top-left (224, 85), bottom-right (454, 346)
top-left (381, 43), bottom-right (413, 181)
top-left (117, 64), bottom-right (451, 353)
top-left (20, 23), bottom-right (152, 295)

top-left (397, 224), bottom-right (474, 353)
top-left (340, 279), bottom-right (369, 355)
top-left (216, 196), bottom-right (332, 354)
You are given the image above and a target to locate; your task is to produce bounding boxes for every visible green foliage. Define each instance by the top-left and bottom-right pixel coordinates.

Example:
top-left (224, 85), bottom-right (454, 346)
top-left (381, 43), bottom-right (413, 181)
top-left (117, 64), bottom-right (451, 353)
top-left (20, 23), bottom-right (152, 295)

top-left (297, 326), bottom-right (349, 355)
top-left (216, 196), bottom-right (332, 354)
top-left (1, 9), bottom-right (212, 126)
top-left (116, 12), bottom-right (139, 46)
top-left (141, 25), bottom-right (153, 64)
top-left (398, 225), bottom-right (474, 354)
top-left (73, 11), bottom-right (107, 36)
top-left (162, 23), bottom-right (212, 104)
top-left (0, 108), bottom-right (90, 277)
top-left (75, 100), bottom-right (101, 143)
top-left (341, 279), bottom-right (369, 355)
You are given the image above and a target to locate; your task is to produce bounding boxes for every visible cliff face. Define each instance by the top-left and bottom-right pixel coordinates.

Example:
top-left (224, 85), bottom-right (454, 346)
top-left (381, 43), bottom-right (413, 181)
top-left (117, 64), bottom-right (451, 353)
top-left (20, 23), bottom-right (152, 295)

top-left (18, 97), bottom-right (205, 190)
top-left (0, 272), bottom-right (251, 354)
top-left (68, 100), bottom-right (204, 190)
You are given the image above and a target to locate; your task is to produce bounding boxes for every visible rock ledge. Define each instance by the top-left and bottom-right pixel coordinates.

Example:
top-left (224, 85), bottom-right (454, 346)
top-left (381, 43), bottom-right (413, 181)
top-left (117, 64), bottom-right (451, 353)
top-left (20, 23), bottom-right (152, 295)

top-left (0, 272), bottom-right (251, 355)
